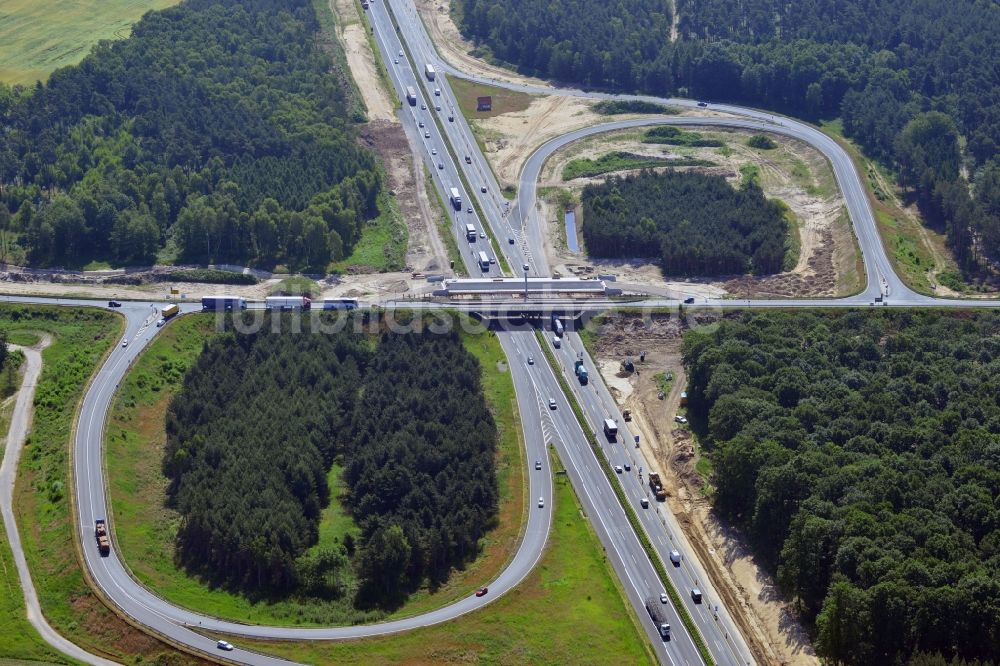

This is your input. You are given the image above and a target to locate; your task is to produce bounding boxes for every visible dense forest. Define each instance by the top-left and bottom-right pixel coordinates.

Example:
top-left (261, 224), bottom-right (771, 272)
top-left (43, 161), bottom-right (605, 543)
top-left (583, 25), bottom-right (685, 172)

top-left (455, 0), bottom-right (1000, 278)
top-left (0, 0), bottom-right (380, 270)
top-left (581, 170), bottom-right (787, 276)
top-left (164, 317), bottom-right (498, 604)
top-left (346, 332), bottom-right (499, 601)
top-left (682, 311), bottom-right (1000, 664)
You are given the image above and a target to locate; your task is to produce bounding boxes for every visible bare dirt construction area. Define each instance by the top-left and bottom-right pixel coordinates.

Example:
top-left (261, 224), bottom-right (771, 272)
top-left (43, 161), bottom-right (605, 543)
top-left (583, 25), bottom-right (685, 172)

top-left (533, 127), bottom-right (862, 299)
top-left (414, 0), bottom-right (550, 88)
top-left (359, 121), bottom-right (450, 274)
top-left (585, 311), bottom-right (819, 666)
top-left (329, 0), bottom-right (395, 121)
top-left (0, 265), bottom-right (435, 305)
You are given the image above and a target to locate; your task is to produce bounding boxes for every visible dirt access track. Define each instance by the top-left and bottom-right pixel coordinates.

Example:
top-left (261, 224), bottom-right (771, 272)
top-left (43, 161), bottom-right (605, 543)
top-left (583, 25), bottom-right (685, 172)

top-left (585, 311), bottom-right (819, 666)
top-left (535, 127), bottom-right (862, 299)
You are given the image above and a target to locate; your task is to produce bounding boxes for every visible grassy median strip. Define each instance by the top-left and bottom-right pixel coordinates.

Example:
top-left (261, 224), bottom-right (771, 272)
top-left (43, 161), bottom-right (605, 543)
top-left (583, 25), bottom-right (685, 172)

top-left (534, 329), bottom-right (715, 666)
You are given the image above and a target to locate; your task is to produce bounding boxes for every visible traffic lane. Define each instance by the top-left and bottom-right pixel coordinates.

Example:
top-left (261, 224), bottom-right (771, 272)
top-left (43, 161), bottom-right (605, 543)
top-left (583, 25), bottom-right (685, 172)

top-left (370, 6), bottom-right (501, 275)
top-left (73, 310), bottom-right (297, 665)
top-left (546, 328), bottom-right (747, 664)
top-left (507, 331), bottom-right (695, 665)
top-left (367, 4), bottom-right (490, 274)
top-left (553, 332), bottom-right (750, 666)
top-left (380, 0), bottom-right (530, 273)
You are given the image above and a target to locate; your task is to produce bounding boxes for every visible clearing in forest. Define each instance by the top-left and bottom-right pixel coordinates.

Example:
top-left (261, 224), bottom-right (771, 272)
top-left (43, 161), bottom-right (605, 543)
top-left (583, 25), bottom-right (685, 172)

top-left (0, 0), bottom-right (179, 85)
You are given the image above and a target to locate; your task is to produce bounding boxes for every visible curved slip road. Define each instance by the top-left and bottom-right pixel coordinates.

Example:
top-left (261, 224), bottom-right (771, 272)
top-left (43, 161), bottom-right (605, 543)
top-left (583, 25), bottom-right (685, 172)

top-left (61, 302), bottom-right (553, 664)
top-left (1, 336), bottom-right (118, 666)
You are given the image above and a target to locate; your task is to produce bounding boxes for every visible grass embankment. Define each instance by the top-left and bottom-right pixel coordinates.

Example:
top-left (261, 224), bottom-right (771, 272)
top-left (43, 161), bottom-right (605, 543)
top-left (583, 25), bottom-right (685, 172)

top-left (0, 0), bottom-right (179, 85)
top-left (593, 100), bottom-right (678, 115)
top-left (779, 201), bottom-right (802, 272)
top-left (643, 126), bottom-right (724, 148)
top-left (563, 151), bottom-right (714, 180)
top-left (269, 275), bottom-right (322, 296)
top-left (2, 304), bottom-right (198, 664)
top-left (332, 191), bottom-right (409, 273)
top-left (168, 269), bottom-right (258, 285)
top-left (819, 118), bottom-right (971, 295)
top-left (449, 78), bottom-right (533, 120)
top-left (535, 329), bottom-right (715, 666)
top-left (242, 446), bottom-right (655, 664)
top-left (425, 167), bottom-right (469, 277)
top-left (311, 0), bottom-right (370, 122)
top-left (0, 354), bottom-right (72, 664)
top-left (105, 314), bottom-right (525, 626)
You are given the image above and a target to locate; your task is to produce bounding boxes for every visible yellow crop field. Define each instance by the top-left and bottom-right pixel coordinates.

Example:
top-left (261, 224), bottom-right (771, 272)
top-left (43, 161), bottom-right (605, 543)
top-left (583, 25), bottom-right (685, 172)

top-left (0, 0), bottom-right (179, 85)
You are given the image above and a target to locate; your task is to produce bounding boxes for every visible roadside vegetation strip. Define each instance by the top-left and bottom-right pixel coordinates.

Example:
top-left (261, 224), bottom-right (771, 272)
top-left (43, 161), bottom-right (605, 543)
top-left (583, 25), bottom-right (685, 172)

top-left (562, 151), bottom-right (714, 180)
top-left (0, 358), bottom-right (73, 664)
top-left (105, 313), bottom-right (525, 626)
top-left (333, 188), bottom-right (409, 273)
top-left (1, 305), bottom-right (198, 664)
top-left (534, 329), bottom-right (715, 666)
top-left (240, 447), bottom-right (656, 665)
top-left (167, 269), bottom-right (258, 285)
top-left (818, 120), bottom-right (967, 296)
top-left (425, 167), bottom-right (470, 277)
top-left (593, 100), bottom-right (678, 116)
top-left (269, 275), bottom-right (323, 297)
top-left (310, 0), bottom-right (368, 122)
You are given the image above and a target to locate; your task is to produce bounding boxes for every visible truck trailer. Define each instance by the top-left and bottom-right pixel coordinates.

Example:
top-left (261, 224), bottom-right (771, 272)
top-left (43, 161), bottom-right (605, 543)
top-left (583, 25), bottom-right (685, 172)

top-left (648, 473), bottom-right (667, 501)
top-left (424, 64), bottom-right (436, 80)
top-left (161, 303), bottom-right (179, 319)
top-left (450, 188), bottom-right (462, 210)
top-left (95, 519), bottom-right (110, 556)
top-left (201, 296), bottom-right (247, 311)
top-left (603, 418), bottom-right (618, 439)
top-left (265, 296), bottom-right (312, 310)
top-left (645, 597), bottom-right (671, 640)
top-left (466, 223), bottom-right (477, 241)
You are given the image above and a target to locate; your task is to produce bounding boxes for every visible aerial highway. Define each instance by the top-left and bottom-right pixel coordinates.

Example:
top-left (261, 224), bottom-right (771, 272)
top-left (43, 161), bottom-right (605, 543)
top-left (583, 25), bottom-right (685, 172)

top-left (368, 1), bottom-right (753, 662)
top-left (5, 0), bottom-right (999, 665)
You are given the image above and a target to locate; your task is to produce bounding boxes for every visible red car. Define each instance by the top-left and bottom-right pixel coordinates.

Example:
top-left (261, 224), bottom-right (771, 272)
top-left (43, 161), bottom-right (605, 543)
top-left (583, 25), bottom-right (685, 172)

top-left (475, 587), bottom-right (488, 597)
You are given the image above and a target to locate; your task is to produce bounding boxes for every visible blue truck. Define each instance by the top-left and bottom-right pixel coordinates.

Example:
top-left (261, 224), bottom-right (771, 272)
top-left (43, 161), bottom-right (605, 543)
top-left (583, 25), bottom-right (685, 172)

top-left (201, 296), bottom-right (247, 310)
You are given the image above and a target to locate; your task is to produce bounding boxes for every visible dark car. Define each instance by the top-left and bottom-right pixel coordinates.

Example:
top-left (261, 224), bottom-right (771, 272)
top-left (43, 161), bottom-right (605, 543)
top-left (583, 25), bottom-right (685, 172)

top-left (697, 101), bottom-right (708, 107)
top-left (108, 300), bottom-right (122, 307)
top-left (475, 587), bottom-right (488, 597)
top-left (683, 297), bottom-right (695, 304)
